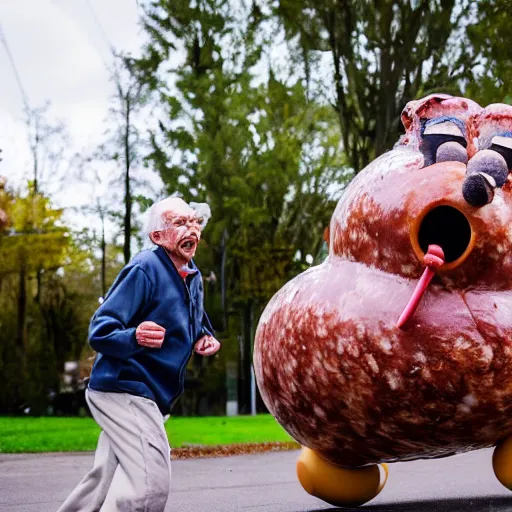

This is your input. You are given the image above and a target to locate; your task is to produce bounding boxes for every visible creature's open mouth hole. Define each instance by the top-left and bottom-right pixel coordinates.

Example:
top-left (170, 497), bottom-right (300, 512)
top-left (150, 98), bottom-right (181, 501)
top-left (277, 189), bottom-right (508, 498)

top-left (417, 205), bottom-right (472, 264)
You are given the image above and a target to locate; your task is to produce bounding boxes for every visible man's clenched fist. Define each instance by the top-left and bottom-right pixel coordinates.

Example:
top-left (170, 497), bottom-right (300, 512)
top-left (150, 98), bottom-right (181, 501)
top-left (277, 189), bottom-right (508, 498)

top-left (194, 335), bottom-right (221, 356)
top-left (136, 321), bottom-right (166, 348)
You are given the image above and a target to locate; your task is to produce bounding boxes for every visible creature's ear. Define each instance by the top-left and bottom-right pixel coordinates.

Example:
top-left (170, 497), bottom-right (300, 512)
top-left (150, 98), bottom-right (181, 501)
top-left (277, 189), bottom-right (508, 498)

top-left (400, 94), bottom-right (482, 150)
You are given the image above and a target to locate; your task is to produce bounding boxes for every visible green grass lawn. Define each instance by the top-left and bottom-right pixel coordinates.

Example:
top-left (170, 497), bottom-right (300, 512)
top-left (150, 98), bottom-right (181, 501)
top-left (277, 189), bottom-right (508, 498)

top-left (0, 415), bottom-right (293, 453)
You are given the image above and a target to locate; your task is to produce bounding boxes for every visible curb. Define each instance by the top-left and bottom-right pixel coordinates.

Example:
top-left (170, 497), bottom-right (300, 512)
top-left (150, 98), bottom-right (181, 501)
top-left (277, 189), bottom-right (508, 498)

top-left (0, 442), bottom-right (301, 460)
top-left (172, 441), bottom-right (301, 459)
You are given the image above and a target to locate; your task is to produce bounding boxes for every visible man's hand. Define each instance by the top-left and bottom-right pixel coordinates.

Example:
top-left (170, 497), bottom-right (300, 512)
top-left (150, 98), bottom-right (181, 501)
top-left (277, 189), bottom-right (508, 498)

top-left (136, 321), bottom-right (166, 348)
top-left (194, 335), bottom-right (221, 356)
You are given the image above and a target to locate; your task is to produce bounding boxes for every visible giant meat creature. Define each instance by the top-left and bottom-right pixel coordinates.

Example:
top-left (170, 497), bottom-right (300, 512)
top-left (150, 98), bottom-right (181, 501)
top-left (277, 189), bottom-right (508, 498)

top-left (254, 94), bottom-right (512, 507)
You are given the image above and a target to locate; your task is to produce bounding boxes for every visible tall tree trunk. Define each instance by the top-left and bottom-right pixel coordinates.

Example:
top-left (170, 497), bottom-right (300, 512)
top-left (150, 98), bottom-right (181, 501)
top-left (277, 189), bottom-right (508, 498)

top-left (17, 263), bottom-right (26, 348)
top-left (35, 268), bottom-right (42, 303)
top-left (239, 299), bottom-right (253, 414)
top-left (17, 256), bottom-right (27, 390)
top-left (32, 120), bottom-right (39, 195)
top-left (123, 96), bottom-right (132, 265)
top-left (220, 228), bottom-right (228, 331)
top-left (101, 213), bottom-right (107, 297)
top-left (33, 124), bottom-right (43, 301)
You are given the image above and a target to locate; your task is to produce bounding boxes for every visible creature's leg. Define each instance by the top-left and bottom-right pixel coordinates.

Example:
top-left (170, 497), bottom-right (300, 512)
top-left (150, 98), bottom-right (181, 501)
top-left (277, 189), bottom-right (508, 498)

top-left (493, 437), bottom-right (512, 489)
top-left (296, 447), bottom-right (388, 507)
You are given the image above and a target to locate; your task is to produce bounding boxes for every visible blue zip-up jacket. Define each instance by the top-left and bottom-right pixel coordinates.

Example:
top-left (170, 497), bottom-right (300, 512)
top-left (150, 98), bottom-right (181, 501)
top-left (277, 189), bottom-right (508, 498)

top-left (87, 246), bottom-right (214, 415)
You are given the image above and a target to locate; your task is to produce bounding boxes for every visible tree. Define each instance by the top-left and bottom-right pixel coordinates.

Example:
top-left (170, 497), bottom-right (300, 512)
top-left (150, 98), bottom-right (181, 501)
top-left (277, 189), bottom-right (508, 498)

top-left (24, 103), bottom-right (69, 196)
top-left (0, 183), bottom-right (71, 413)
top-left (268, 0), bottom-right (473, 172)
top-left (135, 0), bottom-right (348, 412)
top-left (464, 0), bottom-right (512, 106)
top-left (0, 177), bottom-right (127, 414)
top-left (98, 54), bottom-right (152, 264)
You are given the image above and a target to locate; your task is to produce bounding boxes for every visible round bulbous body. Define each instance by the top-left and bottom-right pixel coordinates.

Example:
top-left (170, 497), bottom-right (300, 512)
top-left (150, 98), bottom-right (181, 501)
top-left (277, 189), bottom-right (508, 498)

top-left (254, 95), bottom-right (512, 468)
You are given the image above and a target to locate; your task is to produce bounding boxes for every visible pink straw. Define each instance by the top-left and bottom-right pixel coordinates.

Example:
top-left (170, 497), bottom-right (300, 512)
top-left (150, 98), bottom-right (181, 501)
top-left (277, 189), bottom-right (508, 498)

top-left (396, 244), bottom-right (445, 329)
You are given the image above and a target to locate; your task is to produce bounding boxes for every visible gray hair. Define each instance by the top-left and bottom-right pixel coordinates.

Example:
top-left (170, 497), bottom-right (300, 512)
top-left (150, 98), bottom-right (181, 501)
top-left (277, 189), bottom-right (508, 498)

top-left (142, 197), bottom-right (211, 250)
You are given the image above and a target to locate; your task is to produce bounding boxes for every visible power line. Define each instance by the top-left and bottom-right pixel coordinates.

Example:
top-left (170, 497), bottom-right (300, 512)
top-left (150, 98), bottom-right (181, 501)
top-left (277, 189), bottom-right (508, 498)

top-left (0, 23), bottom-right (30, 111)
top-left (84, 0), bottom-right (115, 57)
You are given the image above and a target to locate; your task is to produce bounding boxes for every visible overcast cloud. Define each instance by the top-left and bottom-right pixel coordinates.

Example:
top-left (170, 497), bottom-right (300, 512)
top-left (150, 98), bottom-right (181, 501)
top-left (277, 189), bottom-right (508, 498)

top-left (0, 0), bottom-right (151, 233)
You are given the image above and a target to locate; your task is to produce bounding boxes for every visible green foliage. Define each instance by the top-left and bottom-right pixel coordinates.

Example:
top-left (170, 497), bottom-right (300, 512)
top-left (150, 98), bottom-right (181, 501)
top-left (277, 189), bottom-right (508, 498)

top-left (0, 184), bottom-right (123, 414)
top-left (464, 0), bottom-right (512, 105)
top-left (138, 0), bottom-right (347, 304)
top-left (269, 0), bottom-right (472, 172)
top-left (0, 185), bottom-right (69, 276)
top-left (134, 0), bottom-right (352, 412)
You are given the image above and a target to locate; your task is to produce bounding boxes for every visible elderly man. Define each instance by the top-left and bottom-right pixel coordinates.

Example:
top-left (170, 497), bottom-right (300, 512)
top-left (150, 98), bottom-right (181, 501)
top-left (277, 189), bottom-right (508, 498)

top-left (58, 197), bottom-right (220, 512)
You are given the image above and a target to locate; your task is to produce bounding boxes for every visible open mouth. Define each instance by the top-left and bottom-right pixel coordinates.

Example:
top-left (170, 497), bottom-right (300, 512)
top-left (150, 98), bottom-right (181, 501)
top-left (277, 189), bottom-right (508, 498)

top-left (399, 205), bottom-right (474, 328)
top-left (180, 238), bottom-right (197, 250)
top-left (415, 205), bottom-right (473, 268)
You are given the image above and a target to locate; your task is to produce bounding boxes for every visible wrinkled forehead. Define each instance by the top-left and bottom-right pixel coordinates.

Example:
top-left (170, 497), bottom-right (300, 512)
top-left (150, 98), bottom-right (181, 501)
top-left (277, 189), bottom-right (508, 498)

top-left (400, 95), bottom-right (512, 159)
top-left (400, 94), bottom-right (482, 148)
top-left (148, 197), bottom-right (211, 233)
top-left (155, 198), bottom-right (211, 231)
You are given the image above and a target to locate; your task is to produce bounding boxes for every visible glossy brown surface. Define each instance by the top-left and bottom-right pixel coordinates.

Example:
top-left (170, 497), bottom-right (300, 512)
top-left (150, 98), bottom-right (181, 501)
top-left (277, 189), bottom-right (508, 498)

top-left (254, 95), bottom-right (512, 468)
top-left (332, 155), bottom-right (512, 288)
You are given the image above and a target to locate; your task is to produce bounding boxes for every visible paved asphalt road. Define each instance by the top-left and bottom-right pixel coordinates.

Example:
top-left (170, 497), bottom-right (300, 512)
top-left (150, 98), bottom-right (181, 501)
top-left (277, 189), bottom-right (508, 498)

top-left (1, 448), bottom-right (512, 511)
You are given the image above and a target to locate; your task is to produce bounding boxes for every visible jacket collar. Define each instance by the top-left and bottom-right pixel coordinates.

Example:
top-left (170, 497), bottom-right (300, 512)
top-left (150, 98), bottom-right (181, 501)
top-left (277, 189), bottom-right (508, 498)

top-left (154, 246), bottom-right (199, 280)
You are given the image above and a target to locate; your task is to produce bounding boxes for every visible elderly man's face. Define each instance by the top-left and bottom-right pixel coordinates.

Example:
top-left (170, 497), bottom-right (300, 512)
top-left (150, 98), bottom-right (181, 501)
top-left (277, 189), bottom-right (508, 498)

top-left (151, 204), bottom-right (204, 263)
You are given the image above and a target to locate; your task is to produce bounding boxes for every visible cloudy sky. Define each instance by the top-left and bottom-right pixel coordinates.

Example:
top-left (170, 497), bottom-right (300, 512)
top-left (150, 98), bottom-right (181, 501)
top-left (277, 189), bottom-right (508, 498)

top-left (0, 0), bottom-right (156, 232)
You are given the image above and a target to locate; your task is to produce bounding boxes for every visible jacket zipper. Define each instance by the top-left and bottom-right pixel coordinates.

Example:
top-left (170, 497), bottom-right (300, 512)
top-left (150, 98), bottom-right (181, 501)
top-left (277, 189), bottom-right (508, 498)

top-left (169, 265), bottom-right (199, 409)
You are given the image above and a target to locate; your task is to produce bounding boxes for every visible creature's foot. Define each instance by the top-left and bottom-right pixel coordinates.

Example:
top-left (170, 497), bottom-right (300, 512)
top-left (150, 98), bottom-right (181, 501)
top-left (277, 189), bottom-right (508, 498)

top-left (493, 437), bottom-right (512, 490)
top-left (296, 447), bottom-right (388, 507)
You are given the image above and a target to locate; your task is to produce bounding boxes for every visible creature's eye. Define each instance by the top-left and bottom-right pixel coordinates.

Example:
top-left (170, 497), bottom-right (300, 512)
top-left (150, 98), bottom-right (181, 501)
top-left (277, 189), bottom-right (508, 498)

top-left (421, 121), bottom-right (467, 166)
top-left (489, 135), bottom-right (512, 169)
top-left (173, 218), bottom-right (186, 227)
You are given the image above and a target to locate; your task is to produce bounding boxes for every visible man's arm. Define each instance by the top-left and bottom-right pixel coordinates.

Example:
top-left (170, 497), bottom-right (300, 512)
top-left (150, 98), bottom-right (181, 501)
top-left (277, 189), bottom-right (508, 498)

top-left (199, 311), bottom-right (215, 339)
top-left (89, 265), bottom-right (152, 359)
